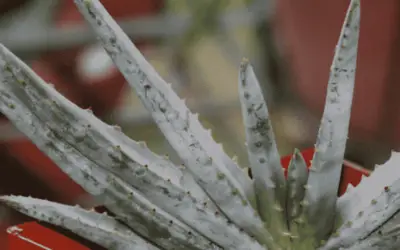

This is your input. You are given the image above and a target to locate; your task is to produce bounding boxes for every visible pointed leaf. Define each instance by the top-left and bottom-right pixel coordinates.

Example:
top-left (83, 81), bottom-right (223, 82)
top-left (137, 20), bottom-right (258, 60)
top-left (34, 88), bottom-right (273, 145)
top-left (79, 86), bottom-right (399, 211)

top-left (302, 0), bottom-right (361, 241)
top-left (284, 149), bottom-right (309, 247)
top-left (287, 149), bottom-right (309, 222)
top-left (238, 59), bottom-right (288, 245)
top-left (0, 195), bottom-right (160, 250)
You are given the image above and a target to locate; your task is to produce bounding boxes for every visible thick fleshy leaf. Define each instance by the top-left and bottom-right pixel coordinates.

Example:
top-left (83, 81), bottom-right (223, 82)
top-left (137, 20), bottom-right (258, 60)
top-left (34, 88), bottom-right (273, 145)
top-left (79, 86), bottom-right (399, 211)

top-left (302, 0), bottom-right (360, 242)
top-left (238, 59), bottom-right (288, 244)
top-left (285, 150), bottom-right (310, 248)
top-left (73, 0), bottom-right (273, 246)
top-left (336, 151), bottom-right (400, 225)
top-left (106, 129), bottom-right (216, 211)
top-left (286, 149), bottom-right (308, 224)
top-left (321, 151), bottom-right (400, 249)
top-left (0, 196), bottom-right (159, 250)
top-left (344, 235), bottom-right (400, 250)
top-left (344, 219), bottom-right (400, 250)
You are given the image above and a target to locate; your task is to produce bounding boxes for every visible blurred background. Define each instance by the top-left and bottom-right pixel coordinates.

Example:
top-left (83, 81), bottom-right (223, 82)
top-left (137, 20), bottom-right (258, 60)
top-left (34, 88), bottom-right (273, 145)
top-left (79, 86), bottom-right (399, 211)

top-left (1, 0), bottom-right (400, 246)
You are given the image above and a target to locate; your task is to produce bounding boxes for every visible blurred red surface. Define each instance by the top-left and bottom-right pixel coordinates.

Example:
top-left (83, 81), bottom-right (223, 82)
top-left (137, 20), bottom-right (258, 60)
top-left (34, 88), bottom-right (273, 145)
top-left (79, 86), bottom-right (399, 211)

top-left (6, 223), bottom-right (90, 250)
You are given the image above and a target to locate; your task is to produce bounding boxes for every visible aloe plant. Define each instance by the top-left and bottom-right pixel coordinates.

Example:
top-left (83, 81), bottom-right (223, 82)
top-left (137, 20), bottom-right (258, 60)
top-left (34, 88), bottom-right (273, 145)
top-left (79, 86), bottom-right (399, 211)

top-left (0, 0), bottom-right (399, 249)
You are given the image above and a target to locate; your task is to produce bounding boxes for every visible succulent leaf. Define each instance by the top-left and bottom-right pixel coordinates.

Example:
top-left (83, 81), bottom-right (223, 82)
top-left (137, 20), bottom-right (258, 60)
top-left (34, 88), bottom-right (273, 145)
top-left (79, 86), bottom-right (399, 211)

top-left (322, 151), bottom-right (400, 249)
top-left (345, 235), bottom-right (400, 250)
top-left (302, 0), bottom-right (360, 242)
top-left (0, 196), bottom-right (160, 250)
top-left (344, 221), bottom-right (400, 250)
top-left (286, 149), bottom-right (308, 225)
top-left (73, 0), bottom-right (273, 245)
top-left (238, 59), bottom-right (288, 244)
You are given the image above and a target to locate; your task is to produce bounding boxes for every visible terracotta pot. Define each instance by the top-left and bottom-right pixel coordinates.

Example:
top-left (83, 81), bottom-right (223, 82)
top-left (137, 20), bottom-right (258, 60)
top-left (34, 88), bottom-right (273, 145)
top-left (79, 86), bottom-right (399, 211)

top-left (5, 149), bottom-right (370, 249)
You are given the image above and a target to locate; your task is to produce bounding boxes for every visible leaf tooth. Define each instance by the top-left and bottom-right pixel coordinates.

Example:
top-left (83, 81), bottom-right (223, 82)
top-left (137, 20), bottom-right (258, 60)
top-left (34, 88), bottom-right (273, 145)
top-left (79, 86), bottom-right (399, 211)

top-left (232, 155), bottom-right (238, 163)
top-left (0, 195), bottom-right (160, 250)
top-left (302, 0), bottom-right (361, 241)
top-left (112, 124), bottom-right (122, 132)
top-left (346, 183), bottom-right (354, 193)
top-left (241, 166), bottom-right (252, 179)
